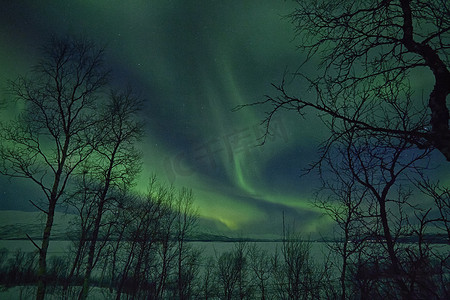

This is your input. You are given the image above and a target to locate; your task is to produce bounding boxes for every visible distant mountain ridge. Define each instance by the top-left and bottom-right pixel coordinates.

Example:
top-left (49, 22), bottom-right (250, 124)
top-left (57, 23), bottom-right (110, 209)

top-left (0, 210), bottom-right (447, 244)
top-left (0, 210), bottom-right (74, 240)
top-left (0, 210), bottom-right (280, 242)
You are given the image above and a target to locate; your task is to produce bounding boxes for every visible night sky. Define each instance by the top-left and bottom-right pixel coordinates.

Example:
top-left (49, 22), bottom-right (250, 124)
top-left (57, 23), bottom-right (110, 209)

top-left (1, 1), bottom-right (444, 238)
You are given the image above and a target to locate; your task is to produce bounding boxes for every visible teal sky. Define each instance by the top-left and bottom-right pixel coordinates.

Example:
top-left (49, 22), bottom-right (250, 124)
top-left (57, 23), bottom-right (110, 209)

top-left (3, 1), bottom-right (444, 238)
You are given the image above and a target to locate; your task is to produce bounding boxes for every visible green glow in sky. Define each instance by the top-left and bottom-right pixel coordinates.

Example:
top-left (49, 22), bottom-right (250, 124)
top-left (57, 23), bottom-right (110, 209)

top-left (0, 0), bottom-right (448, 245)
top-left (0, 0), bottom-right (401, 238)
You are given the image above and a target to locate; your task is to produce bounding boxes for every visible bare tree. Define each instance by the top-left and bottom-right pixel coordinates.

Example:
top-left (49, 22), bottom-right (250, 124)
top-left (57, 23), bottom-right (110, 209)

top-left (215, 250), bottom-right (240, 300)
top-left (343, 135), bottom-right (432, 299)
top-left (174, 187), bottom-right (200, 300)
top-left (112, 179), bottom-right (168, 300)
top-left (316, 123), bottom-right (450, 299)
top-left (0, 36), bottom-right (108, 300)
top-left (416, 179), bottom-right (450, 241)
top-left (78, 87), bottom-right (143, 300)
top-left (63, 170), bottom-right (98, 293)
top-left (248, 243), bottom-right (272, 300)
top-left (271, 223), bottom-right (315, 300)
top-left (109, 177), bottom-right (201, 300)
top-left (234, 1), bottom-right (449, 297)
top-left (314, 167), bottom-right (369, 300)
top-left (200, 256), bottom-right (217, 300)
top-left (237, 0), bottom-right (450, 161)
top-left (234, 241), bottom-right (253, 300)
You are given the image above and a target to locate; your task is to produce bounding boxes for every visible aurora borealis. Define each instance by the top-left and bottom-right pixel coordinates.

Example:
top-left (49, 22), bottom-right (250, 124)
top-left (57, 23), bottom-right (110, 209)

top-left (0, 1), bottom-right (361, 237)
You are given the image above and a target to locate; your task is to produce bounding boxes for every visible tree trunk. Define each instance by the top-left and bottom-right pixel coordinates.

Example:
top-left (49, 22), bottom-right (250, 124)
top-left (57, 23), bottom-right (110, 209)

top-left (64, 229), bottom-right (88, 291)
top-left (78, 198), bottom-right (106, 300)
top-left (36, 156), bottom-right (66, 300)
top-left (35, 199), bottom-right (57, 300)
top-left (399, 0), bottom-right (450, 161)
top-left (79, 149), bottom-right (116, 299)
top-left (378, 197), bottom-right (411, 299)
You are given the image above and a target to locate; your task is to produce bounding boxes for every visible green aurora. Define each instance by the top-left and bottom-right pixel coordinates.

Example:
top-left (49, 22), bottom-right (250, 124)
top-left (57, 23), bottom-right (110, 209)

top-left (1, 1), bottom-right (445, 238)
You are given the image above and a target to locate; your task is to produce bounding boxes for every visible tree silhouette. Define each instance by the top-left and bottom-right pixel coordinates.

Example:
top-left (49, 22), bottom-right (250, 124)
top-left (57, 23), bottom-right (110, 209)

top-left (0, 36), bottom-right (108, 300)
top-left (316, 129), bottom-right (445, 298)
top-left (248, 243), bottom-right (272, 300)
top-left (78, 87), bottom-right (143, 300)
top-left (174, 187), bottom-right (199, 300)
top-left (314, 158), bottom-right (369, 300)
top-left (234, 2), bottom-right (449, 297)
top-left (237, 0), bottom-right (450, 161)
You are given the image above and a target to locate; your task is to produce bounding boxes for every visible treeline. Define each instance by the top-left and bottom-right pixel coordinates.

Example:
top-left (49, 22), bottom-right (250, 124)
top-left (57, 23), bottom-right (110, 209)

top-left (0, 222), bottom-right (448, 300)
top-left (0, 176), bottom-right (199, 299)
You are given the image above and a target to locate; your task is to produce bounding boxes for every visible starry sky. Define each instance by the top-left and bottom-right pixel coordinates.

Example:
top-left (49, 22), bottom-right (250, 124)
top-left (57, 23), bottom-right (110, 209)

top-left (2, 1), bottom-right (444, 238)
